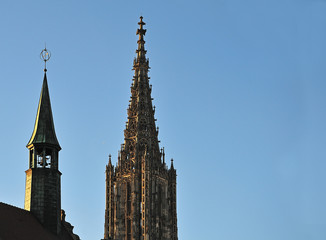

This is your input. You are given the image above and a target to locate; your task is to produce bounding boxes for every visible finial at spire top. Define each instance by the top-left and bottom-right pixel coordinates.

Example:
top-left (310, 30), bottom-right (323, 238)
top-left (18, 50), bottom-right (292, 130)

top-left (135, 16), bottom-right (147, 64)
top-left (40, 46), bottom-right (51, 72)
top-left (138, 16), bottom-right (145, 27)
top-left (137, 16), bottom-right (146, 37)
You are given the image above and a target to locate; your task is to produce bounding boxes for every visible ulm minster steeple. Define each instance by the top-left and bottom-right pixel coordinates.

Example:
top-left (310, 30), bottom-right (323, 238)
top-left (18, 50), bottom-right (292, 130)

top-left (104, 17), bottom-right (178, 240)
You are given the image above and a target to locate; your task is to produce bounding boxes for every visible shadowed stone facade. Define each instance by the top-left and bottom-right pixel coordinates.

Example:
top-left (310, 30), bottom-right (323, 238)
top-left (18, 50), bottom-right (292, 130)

top-left (103, 17), bottom-right (178, 240)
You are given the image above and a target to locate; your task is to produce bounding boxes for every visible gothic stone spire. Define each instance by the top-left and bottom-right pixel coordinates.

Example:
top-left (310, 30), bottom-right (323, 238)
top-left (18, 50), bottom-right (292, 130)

top-left (120, 16), bottom-right (160, 172)
top-left (104, 17), bottom-right (178, 240)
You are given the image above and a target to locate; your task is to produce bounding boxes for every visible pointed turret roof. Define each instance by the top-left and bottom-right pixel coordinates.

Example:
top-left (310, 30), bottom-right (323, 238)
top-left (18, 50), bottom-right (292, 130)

top-left (27, 72), bottom-right (61, 150)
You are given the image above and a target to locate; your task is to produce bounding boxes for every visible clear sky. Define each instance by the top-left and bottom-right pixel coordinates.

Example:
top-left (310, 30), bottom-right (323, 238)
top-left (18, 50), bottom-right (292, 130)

top-left (0, 0), bottom-right (326, 239)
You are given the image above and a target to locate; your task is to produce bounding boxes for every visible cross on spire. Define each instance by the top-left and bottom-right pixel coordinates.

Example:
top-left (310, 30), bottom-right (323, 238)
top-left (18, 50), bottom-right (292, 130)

top-left (135, 16), bottom-right (147, 64)
top-left (137, 16), bottom-right (146, 38)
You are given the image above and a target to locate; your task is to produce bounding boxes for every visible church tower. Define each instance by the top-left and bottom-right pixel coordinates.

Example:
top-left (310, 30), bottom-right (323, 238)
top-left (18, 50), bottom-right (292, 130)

top-left (24, 48), bottom-right (62, 235)
top-left (104, 17), bottom-right (178, 240)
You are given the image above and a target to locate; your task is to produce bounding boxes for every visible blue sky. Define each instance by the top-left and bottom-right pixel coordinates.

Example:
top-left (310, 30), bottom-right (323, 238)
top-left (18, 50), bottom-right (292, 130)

top-left (0, 0), bottom-right (326, 239)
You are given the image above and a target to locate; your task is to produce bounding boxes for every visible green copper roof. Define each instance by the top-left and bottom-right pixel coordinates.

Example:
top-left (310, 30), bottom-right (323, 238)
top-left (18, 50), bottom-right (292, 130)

top-left (27, 73), bottom-right (61, 149)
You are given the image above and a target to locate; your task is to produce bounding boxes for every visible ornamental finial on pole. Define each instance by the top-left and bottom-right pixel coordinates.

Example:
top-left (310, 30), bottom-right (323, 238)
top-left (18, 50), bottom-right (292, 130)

top-left (40, 45), bottom-right (51, 72)
top-left (137, 16), bottom-right (146, 38)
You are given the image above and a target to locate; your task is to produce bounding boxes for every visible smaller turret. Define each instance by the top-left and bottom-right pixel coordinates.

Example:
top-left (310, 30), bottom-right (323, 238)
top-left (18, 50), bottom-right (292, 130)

top-left (24, 48), bottom-right (62, 235)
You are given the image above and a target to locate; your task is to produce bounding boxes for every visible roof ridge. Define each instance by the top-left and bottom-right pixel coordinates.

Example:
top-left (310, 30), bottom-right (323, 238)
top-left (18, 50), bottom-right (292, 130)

top-left (0, 202), bottom-right (27, 212)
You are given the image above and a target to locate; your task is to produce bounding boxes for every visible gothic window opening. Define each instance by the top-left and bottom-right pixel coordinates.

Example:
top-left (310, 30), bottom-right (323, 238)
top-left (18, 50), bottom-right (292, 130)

top-left (139, 103), bottom-right (145, 111)
top-left (36, 148), bottom-right (52, 168)
top-left (126, 182), bottom-right (132, 240)
top-left (158, 184), bottom-right (162, 215)
top-left (127, 183), bottom-right (131, 214)
top-left (127, 220), bottom-right (131, 240)
top-left (139, 144), bottom-right (145, 152)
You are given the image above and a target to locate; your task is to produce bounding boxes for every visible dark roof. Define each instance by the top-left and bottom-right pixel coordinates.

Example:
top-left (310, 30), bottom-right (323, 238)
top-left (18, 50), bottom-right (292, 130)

top-left (26, 73), bottom-right (61, 150)
top-left (0, 202), bottom-right (73, 240)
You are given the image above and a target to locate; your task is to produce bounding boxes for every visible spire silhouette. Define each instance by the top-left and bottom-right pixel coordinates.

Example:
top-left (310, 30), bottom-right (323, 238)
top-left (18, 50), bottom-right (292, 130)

top-left (27, 68), bottom-right (60, 149)
top-left (118, 16), bottom-right (161, 171)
